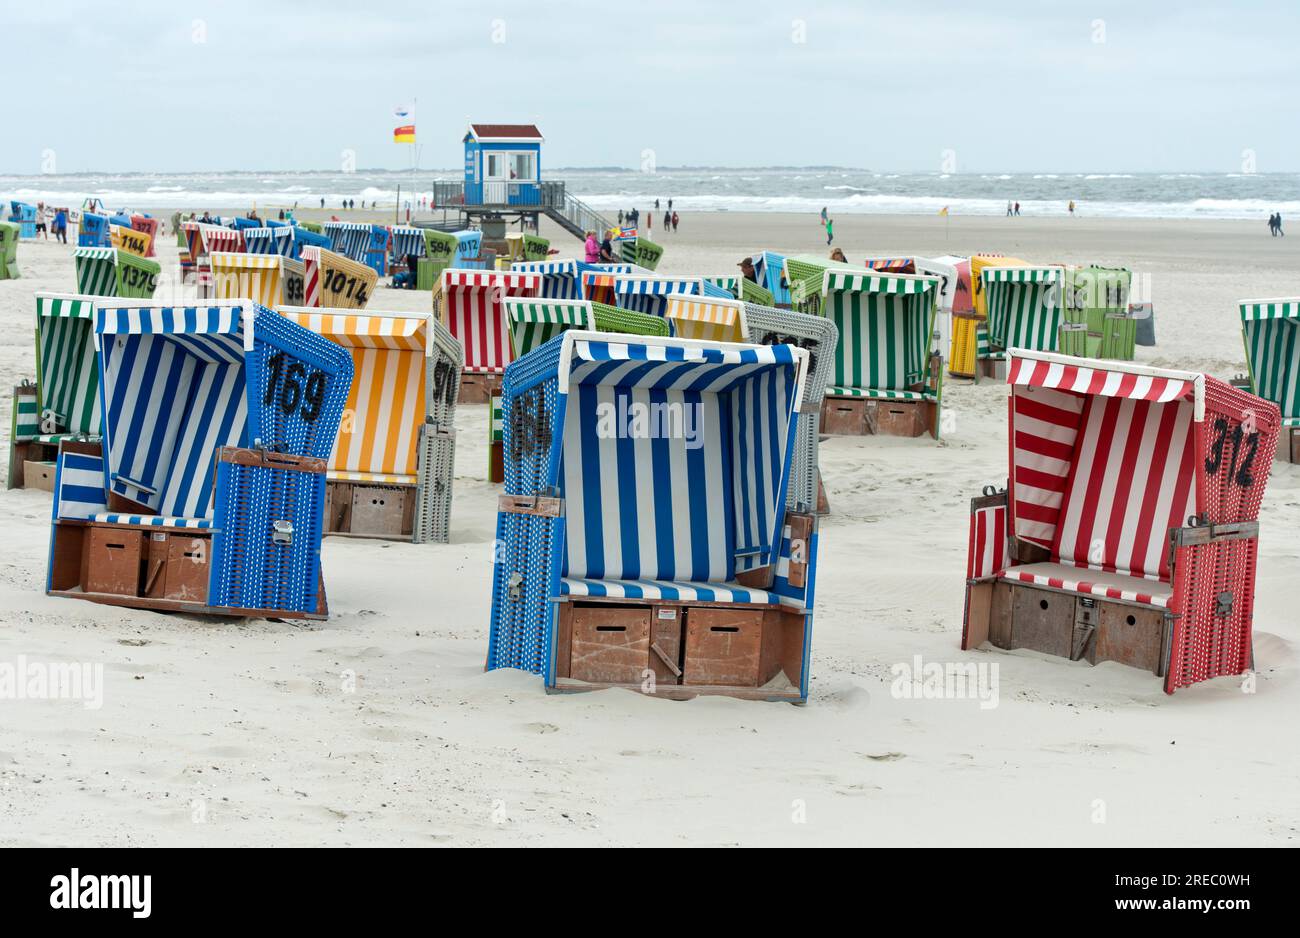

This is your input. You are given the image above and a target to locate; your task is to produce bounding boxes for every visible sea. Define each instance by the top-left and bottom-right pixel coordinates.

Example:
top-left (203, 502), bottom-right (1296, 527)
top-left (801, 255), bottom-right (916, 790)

top-left (3, 168), bottom-right (1298, 220)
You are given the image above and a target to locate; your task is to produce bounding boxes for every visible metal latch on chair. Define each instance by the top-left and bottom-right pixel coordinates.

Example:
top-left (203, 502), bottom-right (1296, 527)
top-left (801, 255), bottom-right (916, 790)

top-left (1215, 591), bottom-right (1234, 617)
top-left (507, 572), bottom-right (524, 601)
top-left (271, 520), bottom-right (294, 546)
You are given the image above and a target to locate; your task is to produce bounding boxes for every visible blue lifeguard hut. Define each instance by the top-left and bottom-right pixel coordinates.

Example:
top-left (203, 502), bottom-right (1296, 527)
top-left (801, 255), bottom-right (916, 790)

top-left (463, 123), bottom-right (543, 206)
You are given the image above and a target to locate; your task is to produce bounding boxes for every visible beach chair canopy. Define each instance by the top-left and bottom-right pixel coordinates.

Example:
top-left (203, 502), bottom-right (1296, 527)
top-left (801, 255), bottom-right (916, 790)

top-left (300, 246), bottom-right (377, 309)
top-left (784, 255), bottom-right (861, 312)
top-left (750, 251), bottom-right (790, 305)
top-left (78, 213), bottom-right (111, 247)
top-left (1240, 297), bottom-right (1300, 426)
top-left (982, 265), bottom-right (1065, 353)
top-left (969, 253), bottom-right (1020, 318)
top-left (389, 226), bottom-right (426, 262)
top-left (243, 226), bottom-right (297, 257)
top-left (74, 247), bottom-right (160, 298)
top-left (663, 295), bottom-right (747, 343)
top-left (200, 224), bottom-right (245, 257)
top-left (278, 307), bottom-right (442, 483)
top-left (437, 269), bottom-right (541, 373)
top-left (90, 301), bottom-right (352, 524)
top-left (510, 259), bottom-right (585, 299)
top-left (613, 274), bottom-right (703, 318)
top-left (509, 332), bottom-right (807, 600)
top-left (820, 270), bottom-right (939, 398)
top-left (504, 297), bottom-right (669, 358)
top-left (324, 221), bottom-right (387, 265)
top-left (35, 293), bottom-right (101, 438)
top-left (211, 252), bottom-right (306, 308)
top-left (1001, 351), bottom-right (1278, 599)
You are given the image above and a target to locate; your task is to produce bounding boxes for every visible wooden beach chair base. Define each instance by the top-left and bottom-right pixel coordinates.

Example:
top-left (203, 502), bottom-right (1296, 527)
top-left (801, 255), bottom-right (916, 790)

top-left (325, 482), bottom-right (417, 540)
top-left (978, 356), bottom-right (1005, 380)
top-left (1287, 427), bottom-right (1300, 464)
top-left (549, 598), bottom-right (808, 703)
top-left (820, 395), bottom-right (931, 438)
top-left (459, 372), bottom-right (502, 405)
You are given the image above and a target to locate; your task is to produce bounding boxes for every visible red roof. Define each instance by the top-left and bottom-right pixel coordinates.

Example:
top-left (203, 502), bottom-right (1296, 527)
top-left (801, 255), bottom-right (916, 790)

top-left (469, 123), bottom-right (542, 141)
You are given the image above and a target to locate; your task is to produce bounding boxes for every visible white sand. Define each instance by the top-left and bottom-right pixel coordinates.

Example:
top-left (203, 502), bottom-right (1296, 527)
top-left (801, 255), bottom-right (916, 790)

top-left (1, 214), bottom-right (1296, 847)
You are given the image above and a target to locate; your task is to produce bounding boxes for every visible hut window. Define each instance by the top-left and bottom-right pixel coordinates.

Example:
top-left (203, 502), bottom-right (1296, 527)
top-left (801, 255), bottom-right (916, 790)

top-left (511, 152), bottom-right (535, 180)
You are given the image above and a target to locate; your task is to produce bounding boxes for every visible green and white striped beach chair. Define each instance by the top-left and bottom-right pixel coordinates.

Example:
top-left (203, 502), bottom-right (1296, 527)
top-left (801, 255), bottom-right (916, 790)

top-left (981, 265), bottom-right (1065, 357)
top-left (1240, 296), bottom-right (1300, 462)
top-left (488, 393), bottom-right (504, 483)
top-left (74, 246), bottom-right (161, 298)
top-left (783, 255), bottom-right (860, 315)
top-left (504, 297), bottom-right (669, 360)
top-left (816, 269), bottom-right (944, 439)
top-left (8, 293), bottom-right (102, 489)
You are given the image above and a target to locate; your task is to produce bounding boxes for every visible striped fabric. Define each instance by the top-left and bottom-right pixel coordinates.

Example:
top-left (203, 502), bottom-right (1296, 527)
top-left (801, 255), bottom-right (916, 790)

top-left (243, 227), bottom-right (296, 257)
top-left (1010, 386), bottom-right (1085, 548)
top-left (751, 251), bottom-right (790, 305)
top-left (277, 307), bottom-right (428, 480)
top-left (511, 259), bottom-right (584, 299)
top-left (323, 222), bottom-right (375, 262)
top-left (35, 293), bottom-right (101, 437)
top-left (560, 577), bottom-right (779, 605)
top-left (982, 266), bottom-right (1063, 353)
top-left (823, 272), bottom-right (937, 393)
top-left (824, 386), bottom-right (932, 400)
top-left (200, 225), bottom-right (245, 256)
top-left (300, 246), bottom-right (376, 309)
top-left (1007, 352), bottom-right (1199, 409)
top-left (211, 252), bottom-right (305, 308)
top-left (614, 275), bottom-right (701, 318)
top-left (439, 270), bottom-right (541, 374)
top-left (1001, 563), bottom-right (1173, 608)
top-left (559, 336), bottom-right (803, 585)
top-left (91, 513), bottom-right (213, 529)
top-left (967, 503), bottom-right (1007, 580)
top-left (389, 227), bottom-right (426, 262)
top-left (73, 248), bottom-right (120, 296)
top-left (1240, 297), bottom-right (1300, 423)
top-left (54, 450), bottom-right (107, 519)
top-left (505, 298), bottom-right (591, 358)
top-left (663, 296), bottom-right (746, 342)
top-left (1051, 394), bottom-right (1196, 581)
top-left (97, 303), bottom-right (251, 520)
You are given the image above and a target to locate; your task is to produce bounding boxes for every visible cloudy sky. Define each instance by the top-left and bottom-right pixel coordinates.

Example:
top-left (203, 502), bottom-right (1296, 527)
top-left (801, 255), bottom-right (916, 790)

top-left (5, 0), bottom-right (1298, 174)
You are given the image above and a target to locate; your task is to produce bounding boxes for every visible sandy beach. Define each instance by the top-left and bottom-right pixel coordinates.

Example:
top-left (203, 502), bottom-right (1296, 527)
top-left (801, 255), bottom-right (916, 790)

top-left (1, 213), bottom-right (1296, 847)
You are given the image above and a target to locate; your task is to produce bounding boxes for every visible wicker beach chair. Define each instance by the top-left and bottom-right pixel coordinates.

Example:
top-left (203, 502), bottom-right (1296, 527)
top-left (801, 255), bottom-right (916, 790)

top-left (962, 350), bottom-right (1281, 693)
top-left (212, 252), bottom-right (306, 308)
top-left (73, 247), bottom-right (160, 299)
top-left (1239, 296), bottom-right (1300, 463)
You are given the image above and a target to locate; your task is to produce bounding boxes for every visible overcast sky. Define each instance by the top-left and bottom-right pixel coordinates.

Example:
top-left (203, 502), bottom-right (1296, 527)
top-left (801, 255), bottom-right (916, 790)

top-left (5, 0), bottom-right (1298, 174)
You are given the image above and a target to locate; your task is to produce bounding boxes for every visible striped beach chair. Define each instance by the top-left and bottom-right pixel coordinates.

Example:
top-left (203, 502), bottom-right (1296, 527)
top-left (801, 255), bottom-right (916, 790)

top-left (243, 226), bottom-right (297, 257)
top-left (952, 253), bottom-right (1020, 379)
top-left (46, 301), bottom-right (354, 618)
top-left (129, 215), bottom-right (160, 257)
top-left (487, 331), bottom-right (819, 702)
top-left (663, 294), bottom-right (748, 343)
top-left (109, 223), bottom-right (153, 259)
top-left (742, 303), bottom-right (839, 514)
top-left (211, 252), bottom-right (306, 308)
top-left (1240, 296), bottom-right (1300, 463)
top-left (613, 273), bottom-right (706, 319)
top-left (750, 250), bottom-right (790, 306)
top-left (509, 259), bottom-right (586, 299)
top-left (299, 245), bottom-right (377, 309)
top-left (73, 247), bottom-right (160, 299)
top-left (433, 268), bottom-right (541, 403)
top-left (505, 297), bottom-right (670, 360)
top-left (962, 350), bottom-right (1281, 694)
top-left (7, 292), bottom-right (103, 490)
top-left (982, 265), bottom-right (1066, 358)
top-left (864, 255), bottom-right (959, 359)
top-left (783, 255), bottom-right (861, 315)
top-left (279, 306), bottom-right (463, 543)
top-left (815, 270), bottom-right (944, 439)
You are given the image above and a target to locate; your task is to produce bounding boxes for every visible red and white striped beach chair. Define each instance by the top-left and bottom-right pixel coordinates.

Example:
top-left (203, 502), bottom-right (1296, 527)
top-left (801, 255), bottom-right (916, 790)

top-left (433, 268), bottom-right (540, 403)
top-left (962, 350), bottom-right (1281, 693)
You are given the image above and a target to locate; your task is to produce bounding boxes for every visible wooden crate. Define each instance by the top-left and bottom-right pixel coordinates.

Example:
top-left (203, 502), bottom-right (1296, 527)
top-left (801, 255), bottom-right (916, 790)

top-left (23, 459), bottom-right (56, 492)
top-left (1094, 601), bottom-right (1166, 674)
top-left (867, 399), bottom-right (926, 437)
top-left (458, 373), bottom-right (502, 405)
top-left (568, 606), bottom-right (651, 685)
top-left (820, 397), bottom-right (867, 435)
top-left (82, 527), bottom-right (143, 596)
top-left (683, 607), bottom-right (765, 686)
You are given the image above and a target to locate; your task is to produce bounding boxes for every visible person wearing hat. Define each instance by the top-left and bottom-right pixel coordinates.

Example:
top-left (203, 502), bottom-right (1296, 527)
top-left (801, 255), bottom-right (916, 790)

top-left (829, 247), bottom-right (847, 263)
top-left (738, 256), bottom-right (758, 283)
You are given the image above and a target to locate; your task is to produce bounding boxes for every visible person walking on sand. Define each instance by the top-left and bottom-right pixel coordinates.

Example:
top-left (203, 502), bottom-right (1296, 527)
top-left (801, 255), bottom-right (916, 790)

top-left (671, 211), bottom-right (679, 233)
top-left (1014, 201), bottom-right (1021, 216)
top-left (825, 216), bottom-right (834, 246)
top-left (35, 202), bottom-right (48, 239)
top-left (654, 198), bottom-right (660, 211)
top-left (1068, 200), bottom-right (1075, 217)
top-left (1277, 213), bottom-right (1285, 237)
top-left (1269, 213), bottom-right (1278, 236)
top-left (668, 198), bottom-right (673, 212)
top-left (1007, 200), bottom-right (1013, 217)
top-left (54, 206), bottom-right (68, 244)
top-left (664, 210), bottom-right (671, 230)
top-left (599, 229), bottom-right (618, 262)
top-left (820, 206), bottom-right (828, 226)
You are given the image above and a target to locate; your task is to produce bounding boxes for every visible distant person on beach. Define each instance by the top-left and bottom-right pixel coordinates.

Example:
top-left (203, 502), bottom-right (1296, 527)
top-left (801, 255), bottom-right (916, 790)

top-left (53, 207), bottom-right (68, 244)
top-left (320, 197), bottom-right (325, 208)
top-left (668, 199), bottom-right (673, 211)
top-left (584, 230), bottom-right (599, 262)
top-left (825, 217), bottom-right (834, 245)
top-left (671, 211), bottom-right (679, 232)
top-left (820, 206), bottom-right (828, 225)
top-left (1007, 201), bottom-right (1013, 216)
top-left (1269, 213), bottom-right (1278, 236)
top-left (1014, 202), bottom-right (1021, 216)
top-left (599, 229), bottom-right (617, 262)
top-left (654, 198), bottom-right (660, 211)
top-left (617, 210), bottom-right (624, 225)
top-left (35, 203), bottom-right (48, 239)
top-left (830, 247), bottom-right (847, 263)
top-left (1277, 213), bottom-right (1285, 236)
top-left (664, 210), bottom-right (671, 230)
top-left (739, 257), bottom-right (758, 282)
top-left (646, 211), bottom-right (652, 231)
top-left (1068, 200), bottom-right (1075, 217)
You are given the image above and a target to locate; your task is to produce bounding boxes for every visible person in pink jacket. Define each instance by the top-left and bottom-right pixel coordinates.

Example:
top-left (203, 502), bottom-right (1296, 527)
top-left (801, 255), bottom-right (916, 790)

top-left (584, 230), bottom-right (600, 263)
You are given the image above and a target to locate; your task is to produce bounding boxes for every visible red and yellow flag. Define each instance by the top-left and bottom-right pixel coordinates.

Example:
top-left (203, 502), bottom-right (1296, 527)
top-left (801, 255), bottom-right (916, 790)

top-left (393, 104), bottom-right (415, 144)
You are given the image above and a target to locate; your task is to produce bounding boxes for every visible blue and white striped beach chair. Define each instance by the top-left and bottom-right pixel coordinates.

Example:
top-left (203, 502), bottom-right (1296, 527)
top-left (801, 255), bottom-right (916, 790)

top-left (487, 331), bottom-right (820, 702)
top-left (46, 300), bottom-right (353, 618)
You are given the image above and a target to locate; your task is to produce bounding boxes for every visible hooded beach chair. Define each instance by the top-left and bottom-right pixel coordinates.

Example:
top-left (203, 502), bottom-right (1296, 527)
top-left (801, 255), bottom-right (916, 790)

top-left (962, 350), bottom-right (1281, 693)
top-left (863, 255), bottom-right (959, 359)
top-left (813, 269), bottom-right (944, 438)
top-left (783, 255), bottom-right (861, 315)
top-left (487, 331), bottom-right (819, 701)
top-left (8, 201), bottom-right (36, 238)
top-left (78, 212), bottom-right (111, 248)
top-left (504, 297), bottom-right (670, 361)
top-left (949, 253), bottom-right (1022, 379)
top-left (663, 294), bottom-right (748, 343)
top-left (109, 222), bottom-right (153, 259)
top-left (612, 273), bottom-right (707, 319)
top-left (211, 252), bottom-right (306, 308)
top-left (129, 215), bottom-right (160, 257)
top-left (46, 300), bottom-right (353, 618)
top-left (1240, 296), bottom-right (1300, 463)
top-left (201, 224), bottom-right (245, 258)
top-left (510, 259), bottom-right (586, 299)
top-left (750, 251), bottom-right (790, 306)
top-left (1058, 265), bottom-right (1135, 360)
top-left (742, 303), bottom-right (839, 514)
top-left (74, 247), bottom-right (161, 299)
top-left (299, 245), bottom-right (378, 309)
top-left (279, 307), bottom-right (463, 543)
top-left (981, 264), bottom-right (1066, 367)
top-left (433, 268), bottom-right (541, 402)
top-left (243, 226), bottom-right (297, 257)
top-left (7, 293), bottom-right (102, 490)
top-left (0, 221), bottom-right (18, 280)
